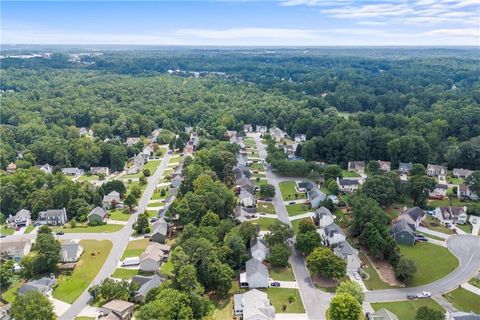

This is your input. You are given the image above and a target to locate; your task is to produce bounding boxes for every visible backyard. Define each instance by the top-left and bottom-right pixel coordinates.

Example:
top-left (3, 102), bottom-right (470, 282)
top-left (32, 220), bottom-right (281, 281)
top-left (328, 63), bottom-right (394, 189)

top-left (279, 181), bottom-right (305, 200)
top-left (341, 169), bottom-right (360, 178)
top-left (443, 288), bottom-right (480, 314)
top-left (121, 239), bottom-right (149, 259)
top-left (371, 299), bottom-right (443, 320)
top-left (212, 281), bottom-right (244, 320)
top-left (53, 240), bottom-right (112, 303)
top-left (267, 288), bottom-right (305, 313)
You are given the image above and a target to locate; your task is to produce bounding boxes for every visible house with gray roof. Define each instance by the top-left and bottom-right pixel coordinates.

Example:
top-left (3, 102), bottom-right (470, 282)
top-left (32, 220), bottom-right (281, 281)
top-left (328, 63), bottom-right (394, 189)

top-left (38, 208), bottom-right (68, 226)
top-left (36, 163), bottom-right (53, 174)
top-left (256, 125), bottom-right (267, 133)
top-left (348, 161), bottom-right (365, 174)
top-left (139, 242), bottom-right (165, 272)
top-left (398, 162), bottom-right (413, 174)
top-left (446, 312), bottom-right (480, 320)
top-left (244, 124), bottom-right (253, 133)
top-left (370, 308), bottom-right (399, 320)
top-left (88, 206), bottom-right (108, 224)
top-left (319, 222), bottom-right (346, 246)
top-left (240, 258), bottom-right (269, 289)
top-left (453, 168), bottom-right (473, 179)
top-left (315, 207), bottom-right (335, 228)
top-left (102, 191), bottom-right (122, 209)
top-left (239, 189), bottom-right (255, 207)
top-left (234, 289), bottom-right (276, 320)
top-left (126, 137), bottom-right (141, 146)
top-left (90, 167), bottom-right (110, 176)
top-left (60, 241), bottom-right (84, 263)
top-left (131, 275), bottom-right (163, 302)
top-left (7, 209), bottom-right (31, 227)
top-left (18, 277), bottom-right (56, 296)
top-left (0, 238), bottom-right (32, 259)
top-left (171, 175), bottom-right (182, 188)
top-left (337, 177), bottom-right (359, 193)
top-left (151, 218), bottom-right (168, 244)
top-left (392, 219), bottom-right (416, 245)
top-left (396, 207), bottom-right (425, 230)
top-left (427, 164), bottom-right (447, 177)
top-left (307, 186), bottom-right (326, 208)
top-left (334, 240), bottom-right (361, 273)
top-left (235, 205), bottom-right (257, 222)
top-left (61, 167), bottom-right (85, 177)
top-left (250, 238), bottom-right (269, 262)
top-left (436, 206), bottom-right (468, 225)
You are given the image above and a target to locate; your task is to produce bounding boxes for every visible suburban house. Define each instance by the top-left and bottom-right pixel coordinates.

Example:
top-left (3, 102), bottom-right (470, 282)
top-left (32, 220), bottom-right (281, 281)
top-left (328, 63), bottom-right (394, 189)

top-left (139, 243), bottom-right (165, 272)
top-left (244, 124), bottom-right (253, 133)
top-left (395, 207), bottom-right (425, 230)
top-left (90, 166), bottom-right (110, 176)
top-left (429, 184), bottom-right (448, 199)
top-left (102, 191), bottom-right (123, 209)
top-left (348, 161), bottom-right (365, 174)
top-left (225, 130), bottom-right (238, 139)
top-left (392, 219), bottom-right (416, 246)
top-left (255, 125), bottom-right (267, 133)
top-left (233, 164), bottom-right (250, 180)
top-left (183, 144), bottom-right (194, 157)
top-left (235, 205), bottom-right (257, 222)
top-left (319, 222), bottom-right (346, 246)
top-left (88, 206), bottom-right (108, 224)
top-left (101, 300), bottom-right (135, 320)
top-left (278, 143), bottom-right (296, 158)
top-left (38, 208), bottom-right (68, 226)
top-left (427, 164), bottom-right (447, 177)
top-left (333, 240), bottom-right (361, 273)
top-left (452, 168), bottom-right (473, 179)
top-left (237, 154), bottom-right (249, 167)
top-left (315, 207), bottom-right (335, 228)
top-left (307, 186), bottom-right (326, 208)
top-left (18, 277), bottom-right (56, 296)
top-left (370, 308), bottom-right (399, 320)
top-left (378, 160), bottom-right (391, 172)
top-left (131, 275), bottom-right (163, 302)
top-left (79, 127), bottom-right (93, 137)
top-left (436, 206), bottom-right (468, 225)
top-left (151, 218), bottom-right (168, 244)
top-left (269, 127), bottom-right (288, 141)
top-left (126, 137), bottom-right (141, 147)
top-left (36, 163), bottom-right (53, 174)
top-left (0, 238), bottom-right (32, 259)
top-left (60, 241), bottom-right (84, 263)
top-left (327, 195), bottom-right (339, 204)
top-left (185, 126), bottom-right (193, 134)
top-left (236, 176), bottom-right (255, 194)
top-left (6, 162), bottom-right (17, 174)
top-left (7, 209), bottom-right (31, 228)
top-left (250, 238), bottom-right (269, 262)
top-left (337, 177), bottom-right (359, 193)
top-left (127, 154), bottom-right (145, 174)
top-left (61, 167), bottom-right (85, 177)
top-left (458, 184), bottom-right (478, 200)
top-left (446, 311), bottom-right (480, 320)
top-left (171, 175), bottom-right (182, 188)
top-left (239, 189), bottom-right (256, 207)
top-left (240, 258), bottom-right (269, 289)
top-left (398, 162), bottom-right (413, 174)
top-left (141, 146), bottom-right (153, 162)
top-left (294, 133), bottom-right (307, 143)
top-left (234, 289), bottom-right (276, 320)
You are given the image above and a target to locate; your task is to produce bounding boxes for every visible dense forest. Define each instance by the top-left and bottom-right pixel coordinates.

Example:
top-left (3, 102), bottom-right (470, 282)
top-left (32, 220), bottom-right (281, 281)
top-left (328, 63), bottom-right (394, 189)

top-left (1, 47), bottom-right (479, 173)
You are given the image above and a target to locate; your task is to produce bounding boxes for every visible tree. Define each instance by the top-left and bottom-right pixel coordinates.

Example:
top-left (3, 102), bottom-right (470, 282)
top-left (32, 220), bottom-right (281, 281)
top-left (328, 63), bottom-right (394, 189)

top-left (359, 222), bottom-right (386, 259)
top-left (395, 257), bottom-right (417, 283)
top-left (269, 243), bottom-right (290, 268)
top-left (328, 293), bottom-right (362, 320)
top-left (265, 220), bottom-right (293, 247)
top-left (328, 179), bottom-right (339, 195)
top-left (307, 247), bottom-right (346, 279)
top-left (135, 213), bottom-right (150, 234)
top-left (124, 193), bottom-right (138, 211)
top-left (410, 163), bottom-right (426, 176)
top-left (259, 184), bottom-right (276, 198)
top-left (324, 165), bottom-right (342, 182)
top-left (362, 175), bottom-right (397, 206)
top-left (89, 278), bottom-right (139, 303)
top-left (465, 171), bottom-right (480, 196)
top-left (143, 168), bottom-right (151, 177)
top-left (137, 288), bottom-right (195, 320)
top-left (200, 211), bottom-right (220, 227)
top-left (336, 281), bottom-right (364, 304)
top-left (102, 180), bottom-right (127, 197)
top-left (34, 230), bottom-right (61, 274)
top-left (295, 231), bottom-right (322, 255)
top-left (298, 218), bottom-right (316, 234)
top-left (366, 160), bottom-right (380, 175)
top-left (10, 291), bottom-right (55, 320)
top-left (0, 260), bottom-right (14, 290)
top-left (407, 175), bottom-right (436, 207)
top-left (415, 306), bottom-right (444, 320)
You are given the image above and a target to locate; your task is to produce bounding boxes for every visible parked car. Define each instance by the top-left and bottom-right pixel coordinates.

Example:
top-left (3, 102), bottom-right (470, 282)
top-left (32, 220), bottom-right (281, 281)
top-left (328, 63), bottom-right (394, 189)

top-left (407, 294), bottom-right (417, 299)
top-left (416, 292), bottom-right (431, 299)
top-left (353, 272), bottom-right (361, 280)
top-left (150, 217), bottom-right (158, 222)
top-left (472, 218), bottom-right (478, 224)
top-left (270, 282), bottom-right (281, 287)
top-left (143, 234), bottom-right (151, 239)
top-left (289, 201), bottom-right (296, 205)
top-left (56, 231), bottom-right (64, 235)
top-left (0, 234), bottom-right (6, 238)
top-left (365, 312), bottom-right (371, 320)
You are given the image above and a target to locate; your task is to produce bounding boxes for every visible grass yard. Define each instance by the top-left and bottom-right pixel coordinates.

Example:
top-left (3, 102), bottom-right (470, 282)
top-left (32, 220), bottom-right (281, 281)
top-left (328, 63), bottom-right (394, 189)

top-left (143, 159), bottom-right (161, 173)
top-left (52, 223), bottom-right (123, 233)
top-left (1, 280), bottom-right (23, 303)
top-left (112, 268), bottom-right (140, 279)
top-left (121, 239), bottom-right (149, 259)
top-left (359, 253), bottom-right (397, 290)
top-left (146, 210), bottom-right (158, 218)
top-left (267, 288), bottom-right (305, 313)
top-left (371, 298), bottom-right (443, 320)
top-left (447, 176), bottom-right (464, 185)
top-left (257, 202), bottom-right (276, 215)
top-left (443, 288), bottom-right (480, 313)
top-left (252, 172), bottom-right (266, 178)
top-left (291, 219), bottom-right (307, 234)
top-left (279, 181), bottom-right (305, 200)
top-left (428, 197), bottom-right (468, 208)
top-left (341, 169), bottom-right (360, 178)
top-left (456, 222), bottom-right (473, 234)
top-left (147, 201), bottom-right (164, 208)
top-left (160, 260), bottom-right (174, 277)
top-left (417, 231), bottom-right (446, 241)
top-left (286, 203), bottom-right (312, 217)
top-left (125, 180), bottom-right (147, 195)
top-left (423, 216), bottom-right (454, 235)
top-left (168, 156), bottom-right (180, 164)
top-left (249, 162), bottom-right (264, 171)
top-left (212, 281), bottom-right (244, 320)
top-left (151, 187), bottom-right (169, 200)
top-left (245, 139), bottom-right (256, 146)
top-left (108, 209), bottom-right (132, 221)
top-left (254, 217), bottom-right (278, 231)
top-left (398, 242), bottom-right (459, 287)
top-left (0, 225), bottom-right (14, 235)
top-left (24, 225), bottom-right (36, 234)
top-left (269, 265), bottom-right (296, 281)
top-left (53, 240), bottom-right (112, 303)
top-left (468, 277), bottom-right (480, 288)
top-left (77, 175), bottom-right (100, 182)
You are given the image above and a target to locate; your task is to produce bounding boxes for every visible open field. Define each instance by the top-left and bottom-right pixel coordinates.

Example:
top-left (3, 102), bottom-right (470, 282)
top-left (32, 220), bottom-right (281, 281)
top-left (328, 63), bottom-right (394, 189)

top-left (257, 202), bottom-right (276, 215)
top-left (269, 265), bottom-right (296, 281)
top-left (254, 217), bottom-right (277, 231)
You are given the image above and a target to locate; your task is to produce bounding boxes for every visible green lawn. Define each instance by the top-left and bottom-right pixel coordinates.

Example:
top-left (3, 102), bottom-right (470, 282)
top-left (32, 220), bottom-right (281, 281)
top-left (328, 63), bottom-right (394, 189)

top-left (417, 231), bottom-right (445, 241)
top-left (341, 169), bottom-right (360, 178)
top-left (456, 222), bottom-right (472, 234)
top-left (245, 139), bottom-right (256, 146)
top-left (212, 281), bottom-right (244, 320)
top-left (423, 216), bottom-right (454, 235)
top-left (252, 172), bottom-right (266, 178)
top-left (359, 253), bottom-right (398, 290)
top-left (121, 239), bottom-right (149, 259)
top-left (399, 242), bottom-right (459, 287)
top-left (257, 202), bottom-right (276, 215)
top-left (147, 201), bottom-right (164, 208)
top-left (468, 277), bottom-right (480, 288)
top-left (286, 203), bottom-right (312, 217)
top-left (75, 317), bottom-right (95, 320)
top-left (428, 197), bottom-right (469, 208)
top-left (160, 259), bottom-right (174, 277)
top-left (0, 225), bottom-right (15, 235)
top-left (254, 217), bottom-right (278, 231)
top-left (112, 268), bottom-right (140, 279)
top-left (291, 219), bottom-right (306, 234)
top-left (371, 299), bottom-right (443, 320)
top-left (53, 240), bottom-right (112, 303)
top-left (109, 209), bottom-right (132, 221)
top-left (1, 280), bottom-right (23, 303)
top-left (146, 210), bottom-right (158, 218)
top-left (143, 160), bottom-right (161, 173)
top-left (24, 225), bottom-right (36, 234)
top-left (151, 187), bottom-right (169, 200)
top-left (125, 180), bottom-right (147, 195)
top-left (269, 265), bottom-right (296, 281)
top-left (447, 176), bottom-right (463, 185)
top-left (249, 163), bottom-right (264, 171)
top-left (168, 156), bottom-right (180, 164)
top-left (443, 288), bottom-right (480, 313)
top-left (267, 288), bottom-right (305, 313)
top-left (279, 181), bottom-right (305, 200)
top-left (52, 223), bottom-right (123, 233)
top-left (77, 175), bottom-right (100, 182)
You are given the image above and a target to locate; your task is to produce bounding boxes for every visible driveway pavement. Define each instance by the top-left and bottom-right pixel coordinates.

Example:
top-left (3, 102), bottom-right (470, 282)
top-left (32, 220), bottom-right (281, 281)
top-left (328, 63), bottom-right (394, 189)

top-left (276, 313), bottom-right (309, 320)
top-left (461, 282), bottom-right (480, 295)
top-left (417, 226), bottom-right (450, 239)
top-left (469, 216), bottom-right (480, 236)
top-left (289, 212), bottom-right (315, 221)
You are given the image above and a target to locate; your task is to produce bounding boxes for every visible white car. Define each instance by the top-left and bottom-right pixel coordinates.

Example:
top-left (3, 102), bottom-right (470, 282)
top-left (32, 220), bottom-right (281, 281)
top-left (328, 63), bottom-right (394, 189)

top-left (353, 272), bottom-right (361, 280)
top-left (416, 292), bottom-right (431, 299)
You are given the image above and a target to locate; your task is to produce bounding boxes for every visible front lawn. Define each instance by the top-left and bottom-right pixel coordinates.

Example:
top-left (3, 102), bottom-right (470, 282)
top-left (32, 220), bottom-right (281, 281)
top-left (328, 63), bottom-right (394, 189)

top-left (143, 160), bottom-right (161, 173)
top-left (112, 268), bottom-right (140, 279)
top-left (286, 203), bottom-right (312, 217)
top-left (267, 288), bottom-right (305, 313)
top-left (53, 240), bottom-right (112, 303)
top-left (168, 156), bottom-right (180, 164)
top-left (257, 202), bottom-right (276, 215)
top-left (109, 209), bottom-right (132, 221)
top-left (428, 197), bottom-right (469, 208)
top-left (249, 163), bottom-right (264, 171)
top-left (251, 172), bottom-right (266, 178)
top-left (359, 252), bottom-right (397, 290)
top-left (291, 219), bottom-right (306, 234)
top-left (279, 181), bottom-right (305, 200)
top-left (0, 225), bottom-right (14, 235)
top-left (254, 217), bottom-right (278, 231)
top-left (24, 225), bottom-right (35, 234)
top-left (151, 187), bottom-right (169, 200)
top-left (77, 175), bottom-right (100, 182)
top-left (1, 280), bottom-right (23, 303)
top-left (468, 277), bottom-right (480, 288)
top-left (371, 298), bottom-right (443, 320)
top-left (121, 239), bottom-right (149, 259)
top-left (125, 180), bottom-right (147, 195)
top-left (147, 201), bottom-right (164, 208)
top-left (269, 265), bottom-right (295, 281)
top-left (456, 222), bottom-right (472, 234)
top-left (52, 223), bottom-right (123, 233)
top-left (443, 288), bottom-right (480, 313)
top-left (422, 216), bottom-right (454, 235)
top-left (446, 176), bottom-right (463, 185)
top-left (398, 242), bottom-right (459, 287)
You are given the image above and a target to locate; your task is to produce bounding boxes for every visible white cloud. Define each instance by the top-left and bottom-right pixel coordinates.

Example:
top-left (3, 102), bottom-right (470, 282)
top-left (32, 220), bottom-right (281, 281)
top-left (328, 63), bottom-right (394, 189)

top-left (422, 27), bottom-right (480, 37)
top-left (322, 4), bottom-right (414, 18)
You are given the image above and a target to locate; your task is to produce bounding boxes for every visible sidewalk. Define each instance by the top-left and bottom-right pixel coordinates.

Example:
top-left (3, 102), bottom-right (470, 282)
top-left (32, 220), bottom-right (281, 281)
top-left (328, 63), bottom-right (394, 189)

top-left (424, 237), bottom-right (447, 247)
top-left (289, 212), bottom-right (315, 221)
top-left (432, 295), bottom-right (457, 313)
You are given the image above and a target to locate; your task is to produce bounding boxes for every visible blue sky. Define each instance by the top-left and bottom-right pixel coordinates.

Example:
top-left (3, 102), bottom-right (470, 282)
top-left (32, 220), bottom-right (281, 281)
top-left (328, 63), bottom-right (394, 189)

top-left (1, 1), bottom-right (479, 46)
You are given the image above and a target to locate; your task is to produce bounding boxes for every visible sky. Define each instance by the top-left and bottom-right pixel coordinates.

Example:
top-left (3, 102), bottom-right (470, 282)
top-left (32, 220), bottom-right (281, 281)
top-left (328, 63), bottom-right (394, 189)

top-left (1, 0), bottom-right (479, 46)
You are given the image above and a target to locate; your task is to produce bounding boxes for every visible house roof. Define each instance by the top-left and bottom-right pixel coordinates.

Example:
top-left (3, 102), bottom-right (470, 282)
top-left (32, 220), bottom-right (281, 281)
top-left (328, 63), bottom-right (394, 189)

top-left (0, 238), bottom-right (30, 253)
top-left (324, 223), bottom-right (344, 238)
top-left (8, 209), bottom-right (31, 223)
top-left (237, 176), bottom-right (254, 187)
top-left (238, 289), bottom-right (276, 320)
top-left (308, 187), bottom-right (326, 202)
top-left (250, 238), bottom-right (268, 255)
top-left (333, 240), bottom-right (358, 260)
top-left (427, 164), bottom-right (447, 172)
top-left (18, 277), bottom-right (56, 295)
top-left (132, 275), bottom-right (163, 299)
top-left (152, 219), bottom-right (168, 236)
top-left (239, 189), bottom-right (254, 200)
top-left (140, 243), bottom-right (164, 263)
top-left (398, 162), bottom-right (413, 171)
top-left (246, 258), bottom-right (268, 279)
top-left (338, 179), bottom-right (359, 186)
top-left (39, 209), bottom-right (66, 219)
top-left (315, 207), bottom-right (333, 219)
top-left (88, 206), bottom-right (107, 219)
top-left (439, 206), bottom-right (467, 220)
top-left (453, 168), bottom-right (473, 177)
top-left (402, 207), bottom-right (425, 222)
top-left (348, 161), bottom-right (365, 170)
top-left (102, 300), bottom-right (135, 314)
top-left (392, 219), bottom-right (414, 235)
top-left (60, 241), bottom-right (83, 261)
top-left (371, 308), bottom-right (399, 320)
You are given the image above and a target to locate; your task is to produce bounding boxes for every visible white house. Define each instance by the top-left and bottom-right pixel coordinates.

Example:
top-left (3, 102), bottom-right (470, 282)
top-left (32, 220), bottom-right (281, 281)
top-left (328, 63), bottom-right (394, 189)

top-left (315, 207), bottom-right (335, 228)
top-left (250, 238), bottom-right (269, 262)
top-left (436, 206), bottom-right (468, 225)
top-left (244, 124), bottom-right (253, 133)
top-left (457, 184), bottom-right (477, 200)
top-left (102, 191), bottom-right (122, 209)
top-left (256, 125), bottom-right (268, 133)
top-left (139, 243), bottom-right (164, 272)
top-left (427, 164), bottom-right (447, 177)
top-left (60, 241), bottom-right (84, 263)
top-left (334, 240), bottom-right (361, 274)
top-left (240, 258), bottom-right (269, 289)
top-left (239, 189), bottom-right (255, 207)
top-left (318, 222), bottom-right (346, 246)
top-left (234, 289), bottom-right (276, 320)
top-left (337, 177), bottom-right (359, 193)
top-left (7, 209), bottom-right (31, 228)
top-left (294, 134), bottom-right (307, 143)
top-left (378, 160), bottom-right (391, 172)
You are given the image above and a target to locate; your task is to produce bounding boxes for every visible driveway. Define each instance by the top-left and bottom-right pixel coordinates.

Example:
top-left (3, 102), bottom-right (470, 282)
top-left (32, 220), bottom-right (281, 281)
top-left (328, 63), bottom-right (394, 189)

top-left (365, 235), bottom-right (480, 302)
top-left (469, 215), bottom-right (480, 236)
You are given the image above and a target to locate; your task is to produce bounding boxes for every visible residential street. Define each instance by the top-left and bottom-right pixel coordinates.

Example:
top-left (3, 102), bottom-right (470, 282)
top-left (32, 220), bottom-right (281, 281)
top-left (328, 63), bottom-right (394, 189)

top-left (58, 151), bottom-right (172, 320)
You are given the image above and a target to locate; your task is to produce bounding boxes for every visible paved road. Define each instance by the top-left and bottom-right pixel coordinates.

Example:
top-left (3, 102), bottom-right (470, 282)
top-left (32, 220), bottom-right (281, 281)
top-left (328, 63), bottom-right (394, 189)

top-left (365, 235), bottom-right (480, 302)
top-left (59, 151), bottom-right (172, 319)
top-left (253, 133), bottom-right (331, 320)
